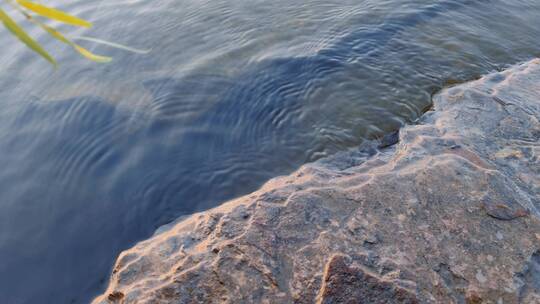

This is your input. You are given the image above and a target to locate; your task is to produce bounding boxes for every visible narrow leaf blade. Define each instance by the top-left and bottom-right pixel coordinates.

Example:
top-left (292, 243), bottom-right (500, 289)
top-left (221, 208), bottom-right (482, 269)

top-left (16, 0), bottom-right (92, 28)
top-left (38, 21), bottom-right (112, 63)
top-left (73, 45), bottom-right (112, 63)
top-left (72, 36), bottom-right (152, 54)
top-left (0, 9), bottom-right (56, 65)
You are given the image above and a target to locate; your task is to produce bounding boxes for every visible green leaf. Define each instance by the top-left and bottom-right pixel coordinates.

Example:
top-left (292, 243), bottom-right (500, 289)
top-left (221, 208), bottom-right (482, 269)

top-left (16, 0), bottom-right (92, 28)
top-left (0, 8), bottom-right (56, 65)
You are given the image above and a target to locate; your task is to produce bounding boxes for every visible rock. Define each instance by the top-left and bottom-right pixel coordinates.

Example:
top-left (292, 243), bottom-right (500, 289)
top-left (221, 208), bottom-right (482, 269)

top-left (378, 130), bottom-right (400, 149)
top-left (317, 255), bottom-right (418, 304)
top-left (93, 59), bottom-right (540, 303)
top-left (515, 250), bottom-right (540, 303)
top-left (107, 292), bottom-right (124, 302)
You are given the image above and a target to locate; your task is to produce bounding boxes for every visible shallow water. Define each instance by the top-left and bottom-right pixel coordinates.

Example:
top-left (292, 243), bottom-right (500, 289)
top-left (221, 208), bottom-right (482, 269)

top-left (0, 0), bottom-right (539, 303)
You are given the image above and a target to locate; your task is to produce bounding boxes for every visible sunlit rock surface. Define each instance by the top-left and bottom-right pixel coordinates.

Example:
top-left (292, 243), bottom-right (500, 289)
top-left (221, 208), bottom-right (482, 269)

top-left (94, 59), bottom-right (540, 303)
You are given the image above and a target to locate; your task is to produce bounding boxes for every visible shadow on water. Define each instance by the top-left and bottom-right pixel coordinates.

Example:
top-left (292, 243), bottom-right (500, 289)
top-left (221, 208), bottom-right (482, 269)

top-left (0, 0), bottom-right (539, 303)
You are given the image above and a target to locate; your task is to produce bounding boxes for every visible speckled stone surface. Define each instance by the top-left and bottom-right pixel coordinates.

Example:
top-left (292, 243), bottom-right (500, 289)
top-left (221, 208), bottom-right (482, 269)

top-left (93, 59), bottom-right (540, 304)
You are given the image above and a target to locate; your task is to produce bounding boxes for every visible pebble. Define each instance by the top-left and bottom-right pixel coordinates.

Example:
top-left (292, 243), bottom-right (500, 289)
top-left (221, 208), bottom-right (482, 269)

top-left (476, 270), bottom-right (487, 284)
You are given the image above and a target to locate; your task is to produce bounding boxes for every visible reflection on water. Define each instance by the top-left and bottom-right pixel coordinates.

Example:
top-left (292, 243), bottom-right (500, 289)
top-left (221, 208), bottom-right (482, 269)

top-left (0, 0), bottom-right (539, 302)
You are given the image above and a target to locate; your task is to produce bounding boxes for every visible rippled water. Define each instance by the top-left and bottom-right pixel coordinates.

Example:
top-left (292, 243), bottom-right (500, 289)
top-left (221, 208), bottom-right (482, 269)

top-left (0, 0), bottom-right (539, 303)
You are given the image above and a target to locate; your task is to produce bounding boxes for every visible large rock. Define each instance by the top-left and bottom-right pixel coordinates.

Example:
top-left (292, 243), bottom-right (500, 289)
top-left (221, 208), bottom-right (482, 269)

top-left (93, 59), bottom-right (540, 304)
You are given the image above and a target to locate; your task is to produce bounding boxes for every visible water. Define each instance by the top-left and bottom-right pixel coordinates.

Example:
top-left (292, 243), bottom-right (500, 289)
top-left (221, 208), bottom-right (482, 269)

top-left (0, 0), bottom-right (539, 303)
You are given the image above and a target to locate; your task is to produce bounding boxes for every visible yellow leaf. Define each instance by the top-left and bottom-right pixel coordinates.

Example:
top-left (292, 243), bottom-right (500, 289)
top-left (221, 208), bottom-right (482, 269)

top-left (38, 21), bottom-right (111, 63)
top-left (16, 0), bottom-right (92, 28)
top-left (73, 45), bottom-right (112, 63)
top-left (0, 8), bottom-right (56, 65)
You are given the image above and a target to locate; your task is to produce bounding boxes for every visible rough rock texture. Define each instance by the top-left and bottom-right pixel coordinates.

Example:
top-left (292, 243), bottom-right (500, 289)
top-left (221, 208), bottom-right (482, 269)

top-left (94, 59), bottom-right (540, 304)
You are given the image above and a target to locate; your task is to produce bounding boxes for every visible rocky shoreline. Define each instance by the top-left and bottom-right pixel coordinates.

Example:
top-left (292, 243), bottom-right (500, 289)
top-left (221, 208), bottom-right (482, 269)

top-left (94, 59), bottom-right (540, 303)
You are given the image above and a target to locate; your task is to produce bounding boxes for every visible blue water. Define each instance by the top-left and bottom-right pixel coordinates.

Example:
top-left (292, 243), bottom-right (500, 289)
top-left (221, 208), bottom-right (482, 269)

top-left (0, 0), bottom-right (539, 303)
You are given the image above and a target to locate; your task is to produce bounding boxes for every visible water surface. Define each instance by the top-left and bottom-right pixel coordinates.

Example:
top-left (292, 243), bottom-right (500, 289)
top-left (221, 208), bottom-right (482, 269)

top-left (0, 0), bottom-right (539, 303)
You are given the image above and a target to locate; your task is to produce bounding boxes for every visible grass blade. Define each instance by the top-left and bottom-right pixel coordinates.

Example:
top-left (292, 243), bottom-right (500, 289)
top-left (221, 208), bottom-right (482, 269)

top-left (16, 0), bottom-right (92, 28)
top-left (0, 8), bottom-right (56, 65)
